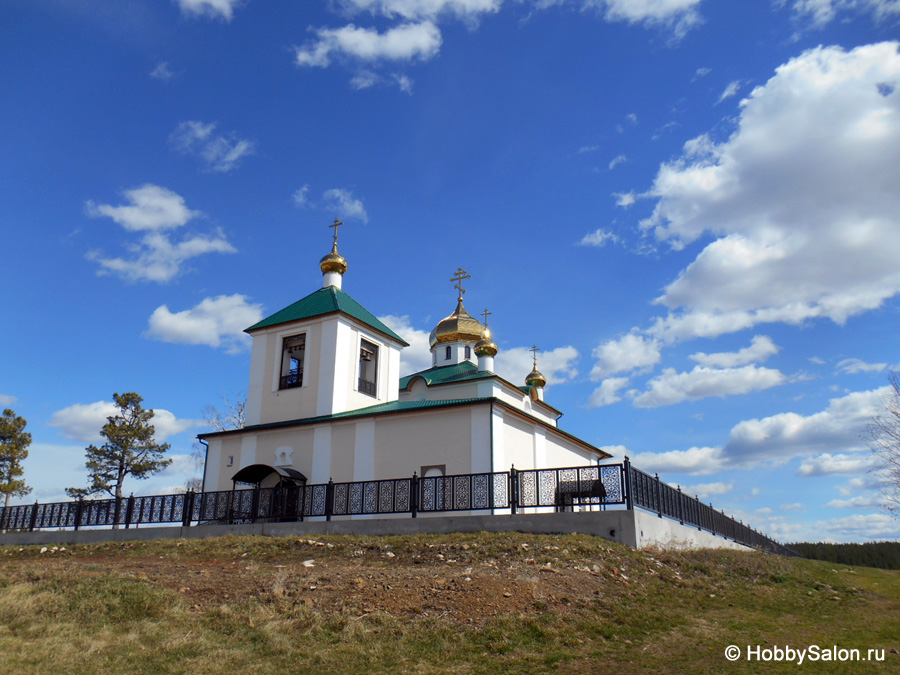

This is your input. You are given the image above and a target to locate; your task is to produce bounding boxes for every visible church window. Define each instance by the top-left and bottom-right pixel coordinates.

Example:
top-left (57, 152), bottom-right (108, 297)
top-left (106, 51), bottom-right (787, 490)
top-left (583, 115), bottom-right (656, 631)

top-left (445, 346), bottom-right (451, 361)
top-left (279, 334), bottom-right (306, 390)
top-left (226, 456), bottom-right (234, 467)
top-left (359, 339), bottom-right (378, 397)
top-left (465, 346), bottom-right (471, 359)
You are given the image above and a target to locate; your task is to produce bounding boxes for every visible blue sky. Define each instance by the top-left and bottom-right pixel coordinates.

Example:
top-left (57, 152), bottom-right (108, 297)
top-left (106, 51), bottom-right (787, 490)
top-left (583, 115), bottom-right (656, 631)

top-left (2, 0), bottom-right (899, 543)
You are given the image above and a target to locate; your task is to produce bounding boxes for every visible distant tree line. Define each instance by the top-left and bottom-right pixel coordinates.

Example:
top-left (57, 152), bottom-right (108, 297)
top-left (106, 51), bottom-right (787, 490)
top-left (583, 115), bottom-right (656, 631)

top-left (787, 541), bottom-right (900, 570)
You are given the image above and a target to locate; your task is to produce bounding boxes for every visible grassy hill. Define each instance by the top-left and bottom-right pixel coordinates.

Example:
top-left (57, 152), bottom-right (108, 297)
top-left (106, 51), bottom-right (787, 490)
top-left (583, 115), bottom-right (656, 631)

top-left (1, 532), bottom-right (899, 673)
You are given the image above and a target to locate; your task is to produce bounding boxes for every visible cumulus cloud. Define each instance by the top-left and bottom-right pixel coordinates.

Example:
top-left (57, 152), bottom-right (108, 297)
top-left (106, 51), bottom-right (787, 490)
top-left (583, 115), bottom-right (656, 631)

top-left (587, 377), bottom-right (630, 407)
top-left (836, 357), bottom-right (889, 374)
top-left (50, 401), bottom-right (198, 444)
top-left (85, 184), bottom-right (200, 232)
top-left (820, 513), bottom-right (900, 540)
top-left (597, 0), bottom-right (704, 38)
top-left (85, 185), bottom-right (236, 283)
top-left (175, 0), bottom-right (242, 21)
top-left (716, 79), bottom-right (740, 104)
top-left (578, 228), bottom-right (619, 247)
top-left (608, 154), bottom-right (627, 169)
top-left (495, 346), bottom-right (579, 386)
top-left (678, 480), bottom-right (734, 500)
top-left (379, 314), bottom-right (434, 375)
top-left (146, 294), bottom-right (264, 354)
top-left (590, 333), bottom-right (661, 380)
top-left (169, 121), bottom-right (256, 173)
top-left (789, 0), bottom-right (900, 27)
top-left (634, 386), bottom-right (888, 475)
top-left (322, 188), bottom-right (369, 222)
top-left (0, 394), bottom-right (18, 406)
top-left (295, 21), bottom-right (443, 68)
top-left (689, 335), bottom-right (779, 368)
top-left (614, 191), bottom-right (636, 207)
top-left (639, 42), bottom-right (900, 343)
top-left (632, 365), bottom-right (786, 407)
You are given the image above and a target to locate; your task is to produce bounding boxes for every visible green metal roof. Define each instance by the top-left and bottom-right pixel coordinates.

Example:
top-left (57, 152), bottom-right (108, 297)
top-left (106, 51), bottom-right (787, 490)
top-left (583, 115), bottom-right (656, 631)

top-left (245, 286), bottom-right (408, 345)
top-left (399, 361), bottom-right (495, 390)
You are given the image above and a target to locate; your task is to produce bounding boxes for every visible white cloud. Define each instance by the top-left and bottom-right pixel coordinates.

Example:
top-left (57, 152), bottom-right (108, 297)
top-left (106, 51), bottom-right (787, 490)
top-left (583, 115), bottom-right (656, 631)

top-left (295, 21), bottom-right (443, 68)
top-left (145, 294), bottom-right (264, 354)
top-left (632, 364), bottom-right (786, 407)
top-left (378, 314), bottom-right (434, 375)
top-left (694, 66), bottom-right (711, 78)
top-left (293, 185), bottom-right (310, 207)
top-left (716, 79), bottom-right (740, 104)
top-left (836, 357), bottom-right (889, 374)
top-left (578, 144), bottom-right (600, 153)
top-left (677, 480), bottom-right (734, 500)
top-left (0, 394), bottom-right (18, 406)
top-left (50, 401), bottom-right (198, 444)
top-left (690, 335), bottom-right (779, 368)
top-left (595, 0), bottom-right (704, 38)
top-left (85, 186), bottom-right (236, 283)
top-left (631, 445), bottom-right (725, 476)
top-left (340, 0), bottom-right (502, 21)
top-left (495, 346), bottom-right (579, 386)
top-left (640, 42), bottom-right (900, 343)
top-left (819, 513), bottom-right (900, 540)
top-left (169, 121), bottom-right (256, 173)
top-left (614, 191), bottom-right (636, 207)
top-left (608, 154), bottom-right (627, 169)
top-left (175, 0), bottom-right (242, 21)
top-left (798, 453), bottom-right (874, 476)
top-left (789, 0), bottom-right (900, 28)
top-left (85, 184), bottom-right (200, 232)
top-left (323, 188), bottom-right (369, 222)
top-left (780, 502), bottom-right (805, 511)
top-left (587, 377), bottom-right (630, 407)
top-left (150, 61), bottom-right (174, 80)
top-left (579, 228), bottom-right (619, 247)
top-left (591, 333), bottom-right (661, 380)
top-left (826, 494), bottom-right (886, 509)
top-left (349, 70), bottom-right (415, 92)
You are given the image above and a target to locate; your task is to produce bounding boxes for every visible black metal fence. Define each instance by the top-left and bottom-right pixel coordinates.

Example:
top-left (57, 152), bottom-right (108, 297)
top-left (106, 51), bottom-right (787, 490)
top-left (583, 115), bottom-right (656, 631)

top-left (0, 461), bottom-right (796, 556)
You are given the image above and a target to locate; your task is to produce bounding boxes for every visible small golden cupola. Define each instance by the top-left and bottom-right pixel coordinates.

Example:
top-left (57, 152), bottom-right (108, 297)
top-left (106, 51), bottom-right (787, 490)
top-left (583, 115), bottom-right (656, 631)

top-left (320, 218), bottom-right (348, 288)
top-left (525, 345), bottom-right (547, 400)
top-left (429, 268), bottom-right (485, 366)
top-left (474, 308), bottom-right (498, 372)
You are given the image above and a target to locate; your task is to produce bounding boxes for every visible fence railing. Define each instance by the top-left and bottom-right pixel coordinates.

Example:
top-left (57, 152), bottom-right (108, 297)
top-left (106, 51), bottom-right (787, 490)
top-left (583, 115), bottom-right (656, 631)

top-left (0, 461), bottom-right (797, 556)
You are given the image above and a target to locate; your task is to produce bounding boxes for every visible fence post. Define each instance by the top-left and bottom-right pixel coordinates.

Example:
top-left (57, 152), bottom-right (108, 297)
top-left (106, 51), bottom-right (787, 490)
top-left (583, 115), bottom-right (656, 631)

top-left (654, 473), bottom-right (663, 518)
top-left (623, 457), bottom-right (633, 511)
top-left (325, 478), bottom-right (334, 522)
top-left (677, 485), bottom-right (684, 524)
top-left (410, 472), bottom-right (418, 519)
top-left (509, 465), bottom-right (518, 516)
top-left (182, 491), bottom-right (194, 527)
top-left (124, 494), bottom-right (135, 529)
top-left (28, 501), bottom-right (39, 532)
top-left (0, 503), bottom-right (8, 532)
top-left (298, 484), bottom-right (306, 522)
top-left (251, 486), bottom-right (261, 524)
top-left (695, 495), bottom-right (702, 530)
top-left (73, 498), bottom-right (84, 531)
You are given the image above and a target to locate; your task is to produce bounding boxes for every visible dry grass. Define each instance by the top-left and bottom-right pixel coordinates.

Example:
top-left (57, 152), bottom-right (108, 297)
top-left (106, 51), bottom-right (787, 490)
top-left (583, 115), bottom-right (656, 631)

top-left (0, 532), bottom-right (899, 673)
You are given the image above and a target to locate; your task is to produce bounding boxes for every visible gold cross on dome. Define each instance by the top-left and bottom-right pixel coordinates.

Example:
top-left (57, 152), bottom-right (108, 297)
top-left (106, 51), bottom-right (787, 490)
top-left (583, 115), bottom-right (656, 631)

top-left (530, 345), bottom-right (541, 367)
top-left (480, 308), bottom-right (492, 326)
top-left (329, 218), bottom-right (343, 245)
top-left (450, 267), bottom-right (471, 300)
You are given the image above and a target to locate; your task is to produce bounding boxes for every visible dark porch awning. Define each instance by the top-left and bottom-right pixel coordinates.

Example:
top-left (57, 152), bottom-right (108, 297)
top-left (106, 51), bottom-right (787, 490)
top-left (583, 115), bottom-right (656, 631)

top-left (231, 464), bottom-right (307, 486)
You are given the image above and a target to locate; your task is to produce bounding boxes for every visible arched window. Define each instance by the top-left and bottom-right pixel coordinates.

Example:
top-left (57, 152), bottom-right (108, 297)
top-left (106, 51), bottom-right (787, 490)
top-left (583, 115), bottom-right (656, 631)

top-left (445, 345), bottom-right (451, 360)
top-left (465, 345), bottom-right (471, 359)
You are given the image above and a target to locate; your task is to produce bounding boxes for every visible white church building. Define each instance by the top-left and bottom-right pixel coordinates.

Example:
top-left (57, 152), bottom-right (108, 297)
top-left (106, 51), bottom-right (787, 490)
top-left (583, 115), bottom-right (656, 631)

top-left (200, 222), bottom-right (610, 493)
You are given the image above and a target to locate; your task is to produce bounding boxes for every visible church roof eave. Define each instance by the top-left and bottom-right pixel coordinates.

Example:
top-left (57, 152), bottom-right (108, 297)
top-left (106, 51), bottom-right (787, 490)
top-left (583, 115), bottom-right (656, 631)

top-left (245, 286), bottom-right (409, 346)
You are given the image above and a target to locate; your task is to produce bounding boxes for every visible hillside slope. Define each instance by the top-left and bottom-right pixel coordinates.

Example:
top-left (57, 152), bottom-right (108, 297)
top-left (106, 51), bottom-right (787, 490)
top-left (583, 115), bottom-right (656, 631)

top-left (1, 532), bottom-right (899, 673)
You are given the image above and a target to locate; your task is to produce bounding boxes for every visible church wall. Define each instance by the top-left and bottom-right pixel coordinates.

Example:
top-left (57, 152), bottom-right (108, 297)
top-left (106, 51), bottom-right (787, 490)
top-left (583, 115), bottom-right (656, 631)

top-left (329, 422), bottom-right (359, 482)
top-left (543, 433), bottom-right (596, 467)
top-left (252, 428), bottom-right (317, 480)
top-left (501, 414), bottom-right (538, 471)
top-left (257, 321), bottom-right (325, 424)
top-left (207, 436), bottom-right (244, 490)
top-left (372, 407), bottom-right (478, 477)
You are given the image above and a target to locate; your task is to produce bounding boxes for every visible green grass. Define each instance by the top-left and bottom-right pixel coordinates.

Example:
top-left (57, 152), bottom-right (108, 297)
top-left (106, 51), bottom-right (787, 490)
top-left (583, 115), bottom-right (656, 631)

top-left (0, 532), bottom-right (898, 673)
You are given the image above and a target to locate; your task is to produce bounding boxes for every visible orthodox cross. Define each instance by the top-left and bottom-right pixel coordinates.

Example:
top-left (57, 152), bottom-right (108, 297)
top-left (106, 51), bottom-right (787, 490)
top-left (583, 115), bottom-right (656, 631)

top-left (451, 267), bottom-right (471, 301)
top-left (530, 345), bottom-right (541, 367)
top-left (480, 308), bottom-right (492, 326)
top-left (329, 218), bottom-right (343, 246)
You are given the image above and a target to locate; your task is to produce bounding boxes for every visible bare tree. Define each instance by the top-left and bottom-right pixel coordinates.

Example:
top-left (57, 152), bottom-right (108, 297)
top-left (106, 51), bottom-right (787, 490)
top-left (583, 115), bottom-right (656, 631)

top-left (203, 392), bottom-right (246, 432)
top-left (868, 371), bottom-right (900, 517)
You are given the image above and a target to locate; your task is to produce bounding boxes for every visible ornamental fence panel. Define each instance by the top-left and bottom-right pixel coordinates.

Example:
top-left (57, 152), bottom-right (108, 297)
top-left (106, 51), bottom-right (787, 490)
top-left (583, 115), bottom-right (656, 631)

top-left (0, 461), bottom-right (797, 556)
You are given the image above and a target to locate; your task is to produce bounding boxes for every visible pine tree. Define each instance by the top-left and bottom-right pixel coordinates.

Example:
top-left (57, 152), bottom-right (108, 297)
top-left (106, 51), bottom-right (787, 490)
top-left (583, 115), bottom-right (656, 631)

top-left (0, 408), bottom-right (32, 512)
top-left (66, 393), bottom-right (172, 505)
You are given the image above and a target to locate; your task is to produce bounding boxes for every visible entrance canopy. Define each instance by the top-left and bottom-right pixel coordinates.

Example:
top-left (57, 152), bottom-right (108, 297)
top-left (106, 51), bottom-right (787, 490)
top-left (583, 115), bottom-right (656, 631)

top-left (231, 464), bottom-right (307, 487)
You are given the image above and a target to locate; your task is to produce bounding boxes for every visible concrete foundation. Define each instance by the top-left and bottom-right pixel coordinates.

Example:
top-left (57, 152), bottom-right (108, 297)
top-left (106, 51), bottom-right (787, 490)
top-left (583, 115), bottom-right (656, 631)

top-left (0, 509), bottom-right (753, 552)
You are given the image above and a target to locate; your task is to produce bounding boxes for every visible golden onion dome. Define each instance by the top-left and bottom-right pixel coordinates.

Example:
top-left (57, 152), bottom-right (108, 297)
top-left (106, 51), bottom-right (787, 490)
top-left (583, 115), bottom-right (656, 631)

top-left (429, 300), bottom-right (484, 347)
top-left (320, 243), bottom-right (348, 275)
top-left (525, 366), bottom-right (547, 389)
top-left (474, 327), bottom-right (498, 357)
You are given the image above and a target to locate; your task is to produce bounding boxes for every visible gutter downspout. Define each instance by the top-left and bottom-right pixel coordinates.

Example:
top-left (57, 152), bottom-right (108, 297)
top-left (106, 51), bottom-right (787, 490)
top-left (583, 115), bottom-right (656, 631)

top-left (198, 437), bottom-right (209, 494)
